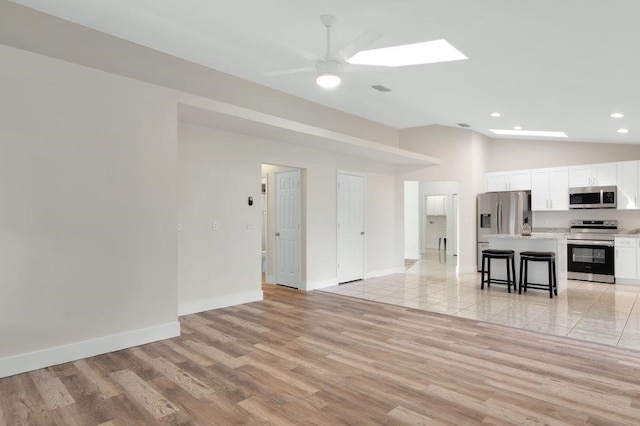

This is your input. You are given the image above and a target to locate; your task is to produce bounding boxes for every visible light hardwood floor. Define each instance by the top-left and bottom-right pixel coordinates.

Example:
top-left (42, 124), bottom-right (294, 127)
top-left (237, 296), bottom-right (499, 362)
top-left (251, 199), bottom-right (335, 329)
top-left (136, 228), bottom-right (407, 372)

top-left (2, 284), bottom-right (640, 425)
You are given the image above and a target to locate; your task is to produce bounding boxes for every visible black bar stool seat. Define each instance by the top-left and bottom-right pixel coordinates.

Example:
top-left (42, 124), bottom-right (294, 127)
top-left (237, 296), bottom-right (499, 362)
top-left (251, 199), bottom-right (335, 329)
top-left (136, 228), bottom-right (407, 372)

top-left (481, 249), bottom-right (517, 293)
top-left (519, 251), bottom-right (557, 298)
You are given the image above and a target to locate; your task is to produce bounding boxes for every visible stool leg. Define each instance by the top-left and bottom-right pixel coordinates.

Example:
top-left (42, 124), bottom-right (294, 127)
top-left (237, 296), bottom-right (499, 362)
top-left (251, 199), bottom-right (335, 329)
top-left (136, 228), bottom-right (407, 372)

top-left (523, 259), bottom-right (528, 293)
top-left (487, 257), bottom-right (491, 288)
top-left (548, 259), bottom-right (553, 299)
top-left (552, 259), bottom-right (558, 296)
top-left (506, 257), bottom-right (511, 293)
top-left (518, 256), bottom-right (524, 294)
top-left (481, 255), bottom-right (485, 290)
top-left (511, 256), bottom-right (517, 294)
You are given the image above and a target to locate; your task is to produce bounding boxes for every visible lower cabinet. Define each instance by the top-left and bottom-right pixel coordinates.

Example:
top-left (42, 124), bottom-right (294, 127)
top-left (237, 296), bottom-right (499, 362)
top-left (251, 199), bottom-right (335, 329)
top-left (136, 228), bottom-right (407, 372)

top-left (615, 237), bottom-right (639, 283)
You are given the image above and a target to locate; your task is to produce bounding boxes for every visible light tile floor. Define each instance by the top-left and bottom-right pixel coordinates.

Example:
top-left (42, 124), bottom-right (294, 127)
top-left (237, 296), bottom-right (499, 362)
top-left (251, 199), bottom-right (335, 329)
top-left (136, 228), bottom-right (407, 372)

top-left (321, 249), bottom-right (640, 350)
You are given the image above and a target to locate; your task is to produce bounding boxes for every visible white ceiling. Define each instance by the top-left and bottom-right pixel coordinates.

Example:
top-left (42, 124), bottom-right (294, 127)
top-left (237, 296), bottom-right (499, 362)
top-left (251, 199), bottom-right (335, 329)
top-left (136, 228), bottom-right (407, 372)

top-left (10, 0), bottom-right (640, 144)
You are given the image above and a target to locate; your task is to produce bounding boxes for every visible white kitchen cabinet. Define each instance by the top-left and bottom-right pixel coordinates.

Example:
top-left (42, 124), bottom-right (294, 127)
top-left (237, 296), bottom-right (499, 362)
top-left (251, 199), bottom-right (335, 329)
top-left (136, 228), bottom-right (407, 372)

top-left (615, 237), bottom-right (637, 280)
top-left (617, 160), bottom-right (639, 210)
top-left (531, 167), bottom-right (569, 211)
top-left (485, 170), bottom-right (531, 192)
top-left (426, 195), bottom-right (446, 216)
top-left (569, 162), bottom-right (617, 187)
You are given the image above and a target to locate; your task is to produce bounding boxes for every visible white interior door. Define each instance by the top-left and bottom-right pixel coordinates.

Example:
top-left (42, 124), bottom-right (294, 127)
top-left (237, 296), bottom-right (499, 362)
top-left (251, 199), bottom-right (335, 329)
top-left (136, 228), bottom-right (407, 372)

top-left (337, 172), bottom-right (365, 283)
top-left (275, 169), bottom-right (300, 288)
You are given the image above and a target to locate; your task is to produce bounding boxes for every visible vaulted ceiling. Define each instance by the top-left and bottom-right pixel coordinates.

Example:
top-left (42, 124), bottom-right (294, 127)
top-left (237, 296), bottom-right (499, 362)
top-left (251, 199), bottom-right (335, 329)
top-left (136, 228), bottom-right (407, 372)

top-left (8, 0), bottom-right (640, 144)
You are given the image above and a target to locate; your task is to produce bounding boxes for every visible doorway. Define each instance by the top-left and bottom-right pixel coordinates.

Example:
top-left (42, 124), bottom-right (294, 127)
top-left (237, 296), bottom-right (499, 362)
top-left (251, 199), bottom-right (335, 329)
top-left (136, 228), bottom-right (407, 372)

top-left (337, 171), bottom-right (365, 283)
top-left (404, 181), bottom-right (459, 270)
top-left (261, 174), bottom-right (267, 280)
top-left (262, 164), bottom-right (304, 289)
top-left (274, 168), bottom-right (301, 288)
top-left (425, 194), bottom-right (447, 253)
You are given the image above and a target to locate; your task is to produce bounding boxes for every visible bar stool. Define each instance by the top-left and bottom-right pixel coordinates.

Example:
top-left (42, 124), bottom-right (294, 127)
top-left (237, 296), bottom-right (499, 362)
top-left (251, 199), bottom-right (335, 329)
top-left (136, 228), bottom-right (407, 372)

top-left (518, 251), bottom-right (557, 298)
top-left (481, 249), bottom-right (517, 293)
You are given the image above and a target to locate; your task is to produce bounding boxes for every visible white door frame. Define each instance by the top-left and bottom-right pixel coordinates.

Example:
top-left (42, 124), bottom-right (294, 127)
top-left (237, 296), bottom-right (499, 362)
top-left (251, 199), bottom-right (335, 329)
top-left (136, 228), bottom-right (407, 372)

top-left (274, 168), bottom-right (301, 288)
top-left (337, 170), bottom-right (366, 283)
top-left (452, 193), bottom-right (458, 256)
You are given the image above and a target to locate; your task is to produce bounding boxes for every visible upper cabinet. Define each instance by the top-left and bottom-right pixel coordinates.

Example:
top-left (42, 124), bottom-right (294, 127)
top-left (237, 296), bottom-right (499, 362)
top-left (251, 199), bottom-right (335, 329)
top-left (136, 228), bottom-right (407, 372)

top-left (531, 167), bottom-right (569, 211)
top-left (485, 160), bottom-right (639, 210)
top-left (485, 170), bottom-right (531, 192)
top-left (617, 160), bottom-right (639, 210)
top-left (426, 195), bottom-right (446, 216)
top-left (568, 162), bottom-right (617, 187)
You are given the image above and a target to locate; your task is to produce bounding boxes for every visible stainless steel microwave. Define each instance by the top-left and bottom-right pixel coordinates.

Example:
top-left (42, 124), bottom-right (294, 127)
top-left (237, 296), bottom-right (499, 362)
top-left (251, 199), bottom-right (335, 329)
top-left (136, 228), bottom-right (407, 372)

top-left (569, 186), bottom-right (617, 209)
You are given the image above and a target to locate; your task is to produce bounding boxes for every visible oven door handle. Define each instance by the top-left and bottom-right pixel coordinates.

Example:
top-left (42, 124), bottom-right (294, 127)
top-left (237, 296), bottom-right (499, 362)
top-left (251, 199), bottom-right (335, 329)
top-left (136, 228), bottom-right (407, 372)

top-left (567, 240), bottom-right (614, 247)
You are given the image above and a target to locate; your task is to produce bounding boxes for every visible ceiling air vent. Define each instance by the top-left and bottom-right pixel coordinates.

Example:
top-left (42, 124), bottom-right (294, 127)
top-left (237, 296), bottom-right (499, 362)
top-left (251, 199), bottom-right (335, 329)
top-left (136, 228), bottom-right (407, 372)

top-left (371, 85), bottom-right (391, 92)
top-left (457, 123), bottom-right (471, 128)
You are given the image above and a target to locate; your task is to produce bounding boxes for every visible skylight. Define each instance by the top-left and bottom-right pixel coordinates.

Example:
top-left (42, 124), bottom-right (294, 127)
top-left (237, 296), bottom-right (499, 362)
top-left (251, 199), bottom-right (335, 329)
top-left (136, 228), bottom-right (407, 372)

top-left (489, 129), bottom-right (568, 138)
top-left (347, 39), bottom-right (468, 67)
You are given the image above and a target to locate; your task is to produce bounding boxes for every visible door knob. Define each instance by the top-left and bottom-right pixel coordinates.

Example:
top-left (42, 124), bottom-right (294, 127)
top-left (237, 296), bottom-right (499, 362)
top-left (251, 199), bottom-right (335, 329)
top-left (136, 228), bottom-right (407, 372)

top-left (361, 231), bottom-right (365, 235)
top-left (275, 232), bottom-right (280, 236)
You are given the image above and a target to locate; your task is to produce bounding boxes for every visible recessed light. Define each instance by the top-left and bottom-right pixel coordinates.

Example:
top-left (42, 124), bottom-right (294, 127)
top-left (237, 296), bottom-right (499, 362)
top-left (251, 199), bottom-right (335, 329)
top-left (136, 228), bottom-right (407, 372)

top-left (610, 113), bottom-right (624, 118)
top-left (513, 125), bottom-right (522, 130)
top-left (490, 112), bottom-right (501, 118)
top-left (347, 39), bottom-right (467, 67)
top-left (617, 128), bottom-right (629, 134)
top-left (489, 129), bottom-right (568, 138)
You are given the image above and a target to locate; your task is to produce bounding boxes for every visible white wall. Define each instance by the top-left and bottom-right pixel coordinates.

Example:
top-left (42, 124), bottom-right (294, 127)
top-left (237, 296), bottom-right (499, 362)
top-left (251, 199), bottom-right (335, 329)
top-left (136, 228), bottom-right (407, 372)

top-left (366, 173), bottom-right (403, 277)
top-left (177, 122), bottom-right (401, 297)
top-left (177, 124), bottom-right (264, 314)
top-left (0, 41), bottom-right (407, 377)
top-left (0, 45), bottom-right (179, 377)
top-left (486, 138), bottom-right (640, 172)
top-left (404, 182), bottom-right (420, 259)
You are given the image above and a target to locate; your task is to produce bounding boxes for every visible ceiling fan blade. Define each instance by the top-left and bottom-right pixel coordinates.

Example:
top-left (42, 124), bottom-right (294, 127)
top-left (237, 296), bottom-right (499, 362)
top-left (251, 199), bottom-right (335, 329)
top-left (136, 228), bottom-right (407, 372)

top-left (342, 63), bottom-right (396, 73)
top-left (338, 29), bottom-right (382, 61)
top-left (264, 67), bottom-right (315, 77)
top-left (282, 42), bottom-right (321, 62)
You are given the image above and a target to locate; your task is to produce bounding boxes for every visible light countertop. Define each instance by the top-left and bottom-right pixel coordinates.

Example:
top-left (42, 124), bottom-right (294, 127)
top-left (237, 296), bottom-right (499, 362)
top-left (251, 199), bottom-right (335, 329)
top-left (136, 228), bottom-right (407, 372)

top-left (487, 233), bottom-right (567, 240)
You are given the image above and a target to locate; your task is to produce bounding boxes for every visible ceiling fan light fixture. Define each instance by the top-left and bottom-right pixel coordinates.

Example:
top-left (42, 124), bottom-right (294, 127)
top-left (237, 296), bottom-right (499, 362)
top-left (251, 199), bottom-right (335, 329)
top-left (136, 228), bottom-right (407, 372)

top-left (316, 73), bottom-right (341, 88)
top-left (316, 60), bottom-right (341, 88)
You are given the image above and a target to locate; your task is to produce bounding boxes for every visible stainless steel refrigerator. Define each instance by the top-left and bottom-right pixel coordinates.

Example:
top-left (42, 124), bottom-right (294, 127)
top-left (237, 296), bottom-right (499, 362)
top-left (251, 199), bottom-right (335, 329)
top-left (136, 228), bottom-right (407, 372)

top-left (477, 191), bottom-right (531, 271)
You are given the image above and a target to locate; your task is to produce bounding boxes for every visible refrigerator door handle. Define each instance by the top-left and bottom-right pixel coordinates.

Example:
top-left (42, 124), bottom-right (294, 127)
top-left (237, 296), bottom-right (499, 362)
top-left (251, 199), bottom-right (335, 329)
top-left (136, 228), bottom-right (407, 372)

top-left (496, 201), bottom-right (502, 234)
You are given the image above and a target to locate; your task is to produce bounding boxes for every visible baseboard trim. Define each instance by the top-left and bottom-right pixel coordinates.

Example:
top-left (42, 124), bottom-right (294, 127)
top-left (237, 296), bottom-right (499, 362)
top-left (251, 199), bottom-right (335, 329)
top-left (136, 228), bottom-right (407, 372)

top-left (265, 275), bottom-right (276, 284)
top-left (0, 321), bottom-right (180, 379)
top-left (365, 267), bottom-right (405, 279)
top-left (178, 290), bottom-right (263, 316)
top-left (306, 278), bottom-right (339, 291)
top-left (613, 278), bottom-right (640, 286)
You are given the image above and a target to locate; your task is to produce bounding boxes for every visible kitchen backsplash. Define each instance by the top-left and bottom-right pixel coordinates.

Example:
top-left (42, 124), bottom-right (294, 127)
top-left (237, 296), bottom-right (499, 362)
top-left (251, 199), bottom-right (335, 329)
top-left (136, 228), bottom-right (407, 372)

top-left (533, 209), bottom-right (640, 231)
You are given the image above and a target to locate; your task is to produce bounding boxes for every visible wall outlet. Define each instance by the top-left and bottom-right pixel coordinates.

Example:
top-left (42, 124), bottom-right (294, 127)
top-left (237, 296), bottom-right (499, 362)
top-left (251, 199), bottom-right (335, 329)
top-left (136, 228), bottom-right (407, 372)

top-left (246, 222), bottom-right (254, 230)
top-left (177, 224), bottom-right (183, 231)
top-left (212, 221), bottom-right (219, 231)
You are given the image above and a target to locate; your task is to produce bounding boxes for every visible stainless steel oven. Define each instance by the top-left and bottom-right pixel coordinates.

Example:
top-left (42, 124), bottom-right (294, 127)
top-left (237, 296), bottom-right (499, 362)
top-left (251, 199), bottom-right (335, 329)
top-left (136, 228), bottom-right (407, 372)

top-left (567, 220), bottom-right (617, 283)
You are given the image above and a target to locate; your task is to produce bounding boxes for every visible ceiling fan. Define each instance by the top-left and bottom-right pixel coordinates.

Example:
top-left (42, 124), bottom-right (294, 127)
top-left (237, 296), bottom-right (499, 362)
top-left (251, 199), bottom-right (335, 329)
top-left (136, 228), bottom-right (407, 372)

top-left (266, 15), bottom-right (387, 88)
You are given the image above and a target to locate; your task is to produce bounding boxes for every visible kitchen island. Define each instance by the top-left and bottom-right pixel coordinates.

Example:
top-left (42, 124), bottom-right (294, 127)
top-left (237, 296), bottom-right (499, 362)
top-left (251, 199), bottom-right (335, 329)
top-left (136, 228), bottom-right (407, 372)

top-left (486, 234), bottom-right (568, 294)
